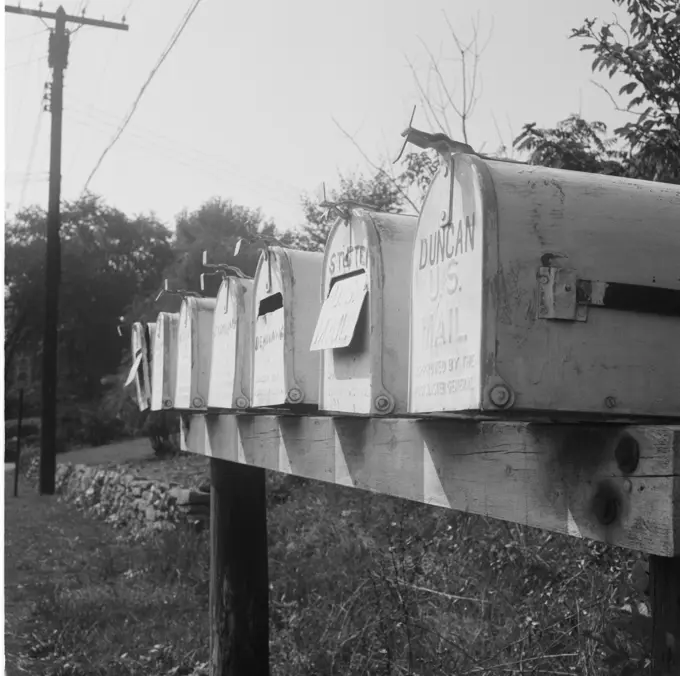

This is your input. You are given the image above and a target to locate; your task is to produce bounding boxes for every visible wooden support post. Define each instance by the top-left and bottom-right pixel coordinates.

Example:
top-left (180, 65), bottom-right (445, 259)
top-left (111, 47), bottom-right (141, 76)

top-left (210, 458), bottom-right (269, 676)
top-left (650, 555), bottom-right (680, 674)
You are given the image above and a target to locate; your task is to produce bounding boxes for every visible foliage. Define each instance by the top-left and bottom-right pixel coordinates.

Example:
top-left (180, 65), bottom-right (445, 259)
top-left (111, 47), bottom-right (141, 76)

top-left (514, 114), bottom-right (628, 174)
top-left (295, 171), bottom-right (409, 252)
top-left (5, 194), bottom-right (173, 404)
top-left (514, 0), bottom-right (680, 182)
top-left (163, 197), bottom-right (282, 298)
top-left (7, 459), bottom-right (658, 675)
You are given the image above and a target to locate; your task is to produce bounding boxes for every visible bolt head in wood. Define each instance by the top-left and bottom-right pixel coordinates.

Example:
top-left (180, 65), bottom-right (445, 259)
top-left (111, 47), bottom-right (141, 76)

top-left (489, 385), bottom-right (511, 408)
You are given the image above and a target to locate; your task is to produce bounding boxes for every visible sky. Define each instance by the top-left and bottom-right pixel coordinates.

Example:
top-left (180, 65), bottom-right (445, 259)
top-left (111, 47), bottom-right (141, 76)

top-left (4, 0), bottom-right (633, 235)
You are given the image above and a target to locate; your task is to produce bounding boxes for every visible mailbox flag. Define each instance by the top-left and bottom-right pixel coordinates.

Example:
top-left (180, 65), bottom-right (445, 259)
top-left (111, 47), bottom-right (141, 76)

top-left (125, 351), bottom-right (143, 387)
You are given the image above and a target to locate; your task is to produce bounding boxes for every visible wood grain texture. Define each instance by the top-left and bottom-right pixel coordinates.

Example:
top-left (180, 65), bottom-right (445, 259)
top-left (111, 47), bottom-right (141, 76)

top-left (180, 414), bottom-right (680, 556)
top-left (210, 458), bottom-right (269, 676)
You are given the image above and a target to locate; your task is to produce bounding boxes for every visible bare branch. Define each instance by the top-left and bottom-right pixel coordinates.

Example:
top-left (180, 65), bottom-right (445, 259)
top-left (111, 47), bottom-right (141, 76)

top-left (331, 117), bottom-right (420, 214)
top-left (417, 37), bottom-right (464, 123)
top-left (590, 79), bottom-right (642, 116)
top-left (405, 55), bottom-right (450, 134)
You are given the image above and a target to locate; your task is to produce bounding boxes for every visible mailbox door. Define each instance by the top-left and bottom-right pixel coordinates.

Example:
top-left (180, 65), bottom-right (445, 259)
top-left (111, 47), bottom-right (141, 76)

top-left (208, 278), bottom-right (254, 409)
top-left (408, 156), bottom-right (487, 414)
top-left (252, 252), bottom-right (287, 407)
top-left (127, 323), bottom-right (148, 411)
top-left (150, 317), bottom-right (166, 411)
top-left (175, 298), bottom-right (216, 410)
top-left (146, 323), bottom-right (155, 382)
top-left (151, 312), bottom-right (179, 411)
top-left (311, 213), bottom-right (375, 414)
top-left (252, 247), bottom-right (323, 407)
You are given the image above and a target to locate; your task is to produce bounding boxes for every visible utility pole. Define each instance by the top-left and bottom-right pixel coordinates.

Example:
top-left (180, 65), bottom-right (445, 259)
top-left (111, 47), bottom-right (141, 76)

top-left (5, 5), bottom-right (129, 495)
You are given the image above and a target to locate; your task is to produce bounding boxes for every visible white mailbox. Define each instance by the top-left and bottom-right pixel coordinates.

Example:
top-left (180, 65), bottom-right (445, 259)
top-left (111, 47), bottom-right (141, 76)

top-left (125, 322), bottom-right (152, 410)
top-left (406, 129), bottom-right (680, 420)
top-left (151, 312), bottom-right (179, 411)
top-left (145, 321), bottom-right (156, 385)
top-left (150, 312), bottom-right (179, 411)
top-left (251, 246), bottom-right (323, 408)
top-left (174, 297), bottom-right (216, 411)
top-left (207, 276), bottom-right (254, 409)
top-left (311, 208), bottom-right (417, 415)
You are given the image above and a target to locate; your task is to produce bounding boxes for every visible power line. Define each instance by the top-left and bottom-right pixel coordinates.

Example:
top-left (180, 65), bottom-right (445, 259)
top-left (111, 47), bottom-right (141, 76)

top-left (18, 103), bottom-right (46, 210)
top-left (67, 98), bottom-right (307, 199)
top-left (6, 27), bottom-right (48, 42)
top-left (65, 0), bottom-right (138, 175)
top-left (82, 0), bottom-right (203, 193)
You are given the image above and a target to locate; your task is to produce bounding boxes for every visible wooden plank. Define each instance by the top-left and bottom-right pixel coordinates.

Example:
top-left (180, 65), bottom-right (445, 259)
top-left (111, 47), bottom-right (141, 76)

top-left (210, 458), bottom-right (269, 676)
top-left (182, 414), bottom-right (680, 557)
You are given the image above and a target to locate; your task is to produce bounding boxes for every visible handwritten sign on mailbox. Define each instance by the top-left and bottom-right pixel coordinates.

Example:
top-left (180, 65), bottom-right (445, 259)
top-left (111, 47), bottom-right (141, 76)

top-left (310, 273), bottom-right (368, 351)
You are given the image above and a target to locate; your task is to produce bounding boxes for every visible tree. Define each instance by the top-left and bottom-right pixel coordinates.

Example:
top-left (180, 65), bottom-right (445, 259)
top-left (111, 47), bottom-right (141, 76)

top-left (5, 194), bottom-right (174, 406)
top-left (163, 197), bottom-right (282, 298)
top-left (294, 171), bottom-right (409, 253)
top-left (329, 13), bottom-right (496, 212)
top-left (514, 0), bottom-right (680, 181)
top-left (513, 114), bottom-right (627, 175)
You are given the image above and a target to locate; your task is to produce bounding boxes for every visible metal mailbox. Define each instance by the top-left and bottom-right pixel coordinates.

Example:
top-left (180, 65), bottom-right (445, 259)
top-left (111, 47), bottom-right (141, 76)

top-left (311, 208), bottom-right (417, 415)
top-left (251, 246), bottom-right (323, 408)
top-left (207, 276), bottom-right (254, 409)
top-left (174, 297), bottom-right (216, 411)
top-left (125, 322), bottom-right (152, 410)
top-left (406, 128), bottom-right (680, 421)
top-left (150, 312), bottom-right (179, 411)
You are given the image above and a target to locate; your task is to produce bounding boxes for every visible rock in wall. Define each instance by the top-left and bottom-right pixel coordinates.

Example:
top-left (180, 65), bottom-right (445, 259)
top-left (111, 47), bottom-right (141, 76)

top-left (27, 458), bottom-right (211, 536)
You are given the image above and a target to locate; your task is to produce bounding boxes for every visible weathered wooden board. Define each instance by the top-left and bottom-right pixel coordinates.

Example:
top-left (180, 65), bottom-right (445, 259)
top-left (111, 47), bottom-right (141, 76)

top-left (181, 413), bottom-right (680, 557)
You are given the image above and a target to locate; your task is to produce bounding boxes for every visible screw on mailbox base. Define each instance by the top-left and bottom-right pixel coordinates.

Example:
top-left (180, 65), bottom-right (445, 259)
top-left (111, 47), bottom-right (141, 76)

top-left (488, 385), bottom-right (512, 409)
top-left (615, 434), bottom-right (640, 474)
top-left (374, 394), bottom-right (394, 414)
top-left (235, 396), bottom-right (249, 409)
top-left (192, 397), bottom-right (205, 409)
top-left (605, 396), bottom-right (617, 409)
top-left (287, 388), bottom-right (303, 404)
top-left (163, 399), bottom-right (173, 409)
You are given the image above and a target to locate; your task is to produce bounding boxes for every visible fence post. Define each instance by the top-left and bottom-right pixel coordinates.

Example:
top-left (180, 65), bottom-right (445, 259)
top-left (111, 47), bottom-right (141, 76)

top-left (650, 554), bottom-right (680, 674)
top-left (210, 457), bottom-right (269, 676)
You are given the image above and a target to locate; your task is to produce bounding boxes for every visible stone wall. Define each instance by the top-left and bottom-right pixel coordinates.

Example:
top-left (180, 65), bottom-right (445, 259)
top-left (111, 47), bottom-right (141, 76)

top-left (26, 458), bottom-right (210, 536)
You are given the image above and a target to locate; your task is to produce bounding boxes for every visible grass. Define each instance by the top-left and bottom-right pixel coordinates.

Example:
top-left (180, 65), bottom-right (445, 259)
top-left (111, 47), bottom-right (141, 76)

top-left (5, 462), bottom-right (655, 675)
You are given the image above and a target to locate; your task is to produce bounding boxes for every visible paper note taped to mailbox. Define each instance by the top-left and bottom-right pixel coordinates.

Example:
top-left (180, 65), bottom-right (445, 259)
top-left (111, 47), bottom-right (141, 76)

top-left (311, 272), bottom-right (368, 351)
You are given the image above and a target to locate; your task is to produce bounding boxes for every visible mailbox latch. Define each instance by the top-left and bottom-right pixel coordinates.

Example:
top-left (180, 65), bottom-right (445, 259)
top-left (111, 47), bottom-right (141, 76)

top-left (537, 266), bottom-right (680, 322)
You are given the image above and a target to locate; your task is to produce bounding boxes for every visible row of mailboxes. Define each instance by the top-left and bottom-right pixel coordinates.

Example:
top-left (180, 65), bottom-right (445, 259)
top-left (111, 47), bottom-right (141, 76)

top-left (131, 139), bottom-right (680, 421)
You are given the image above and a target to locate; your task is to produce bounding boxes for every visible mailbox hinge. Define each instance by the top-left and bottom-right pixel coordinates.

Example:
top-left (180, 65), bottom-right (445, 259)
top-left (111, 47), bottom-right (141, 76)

top-left (537, 266), bottom-right (680, 322)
